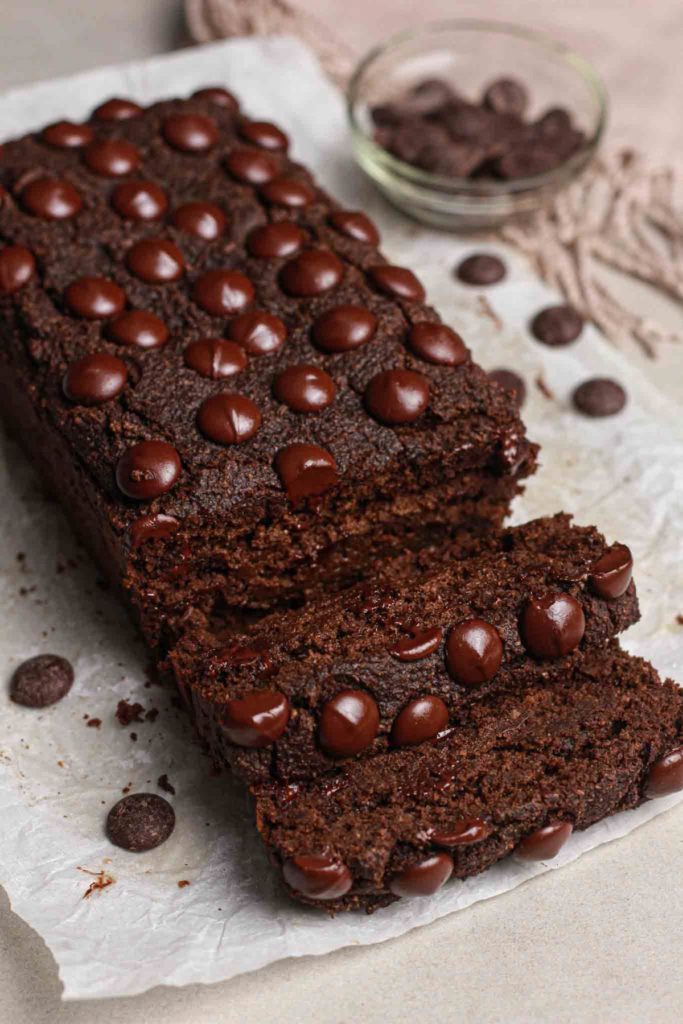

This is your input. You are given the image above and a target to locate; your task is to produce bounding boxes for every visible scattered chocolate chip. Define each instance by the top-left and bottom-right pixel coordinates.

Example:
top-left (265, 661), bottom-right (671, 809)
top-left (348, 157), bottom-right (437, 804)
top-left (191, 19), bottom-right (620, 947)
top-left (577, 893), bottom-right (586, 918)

top-left (21, 178), bottom-right (82, 220)
top-left (62, 353), bottom-right (127, 405)
top-left (364, 368), bottom-right (429, 425)
top-left (283, 855), bottom-right (352, 900)
top-left (328, 210), bottom-right (380, 246)
top-left (106, 793), bottom-right (175, 852)
top-left (126, 239), bottom-right (184, 284)
top-left (531, 304), bottom-right (583, 346)
top-left (239, 118), bottom-right (289, 152)
top-left (196, 392), bottom-right (262, 445)
top-left (228, 310), bottom-right (286, 355)
top-left (107, 310), bottom-right (169, 350)
top-left (312, 304), bottom-right (377, 353)
top-left (274, 442), bottom-right (338, 502)
top-left (408, 323), bottom-right (468, 366)
top-left (273, 364), bottom-right (336, 413)
top-left (162, 113), bottom-right (218, 153)
top-left (184, 338), bottom-right (246, 379)
top-left (192, 86), bottom-right (239, 110)
top-left (391, 696), bottom-right (449, 747)
top-left (389, 852), bottom-right (454, 897)
top-left (457, 253), bottom-right (506, 286)
top-left (65, 276), bottom-right (126, 319)
top-left (645, 746), bottom-right (683, 798)
top-left (193, 269), bottom-right (254, 316)
top-left (84, 139), bottom-right (140, 178)
top-left (572, 378), bottom-right (626, 417)
top-left (0, 245), bottom-right (35, 294)
top-left (220, 689), bottom-right (289, 747)
top-left (489, 368), bottom-right (526, 408)
top-left (319, 689), bottom-right (379, 757)
top-left (589, 544), bottom-right (633, 600)
top-left (389, 626), bottom-right (442, 662)
top-left (172, 201), bottom-right (226, 240)
top-left (516, 821), bottom-right (573, 860)
top-left (116, 440), bottom-right (181, 500)
top-left (279, 249), bottom-right (343, 297)
top-left (10, 654), bottom-right (74, 708)
top-left (368, 265), bottom-right (425, 302)
top-left (520, 593), bottom-right (586, 659)
top-left (431, 818), bottom-right (492, 847)
top-left (94, 98), bottom-right (142, 121)
top-left (445, 619), bottom-right (503, 688)
top-left (112, 181), bottom-right (168, 221)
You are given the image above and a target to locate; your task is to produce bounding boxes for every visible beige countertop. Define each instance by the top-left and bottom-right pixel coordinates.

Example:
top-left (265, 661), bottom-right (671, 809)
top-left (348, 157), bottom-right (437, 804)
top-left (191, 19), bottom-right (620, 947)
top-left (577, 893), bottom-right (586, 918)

top-left (1, 3), bottom-right (682, 1021)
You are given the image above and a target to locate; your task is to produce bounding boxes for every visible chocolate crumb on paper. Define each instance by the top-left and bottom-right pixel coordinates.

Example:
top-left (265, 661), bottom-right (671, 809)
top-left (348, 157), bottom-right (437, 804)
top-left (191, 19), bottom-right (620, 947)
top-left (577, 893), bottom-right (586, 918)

top-left (78, 867), bottom-right (115, 899)
top-left (115, 699), bottom-right (145, 726)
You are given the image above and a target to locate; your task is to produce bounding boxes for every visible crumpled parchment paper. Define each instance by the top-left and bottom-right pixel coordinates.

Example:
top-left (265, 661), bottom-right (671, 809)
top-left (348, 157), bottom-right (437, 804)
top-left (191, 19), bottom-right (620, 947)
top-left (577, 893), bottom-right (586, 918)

top-left (0, 36), bottom-right (681, 1001)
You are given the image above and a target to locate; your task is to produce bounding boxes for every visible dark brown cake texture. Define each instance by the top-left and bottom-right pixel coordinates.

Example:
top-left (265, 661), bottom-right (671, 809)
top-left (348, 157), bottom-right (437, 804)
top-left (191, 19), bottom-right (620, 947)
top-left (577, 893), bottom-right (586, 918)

top-left (0, 90), bottom-right (536, 652)
top-left (168, 515), bottom-right (639, 787)
top-left (254, 646), bottom-right (683, 912)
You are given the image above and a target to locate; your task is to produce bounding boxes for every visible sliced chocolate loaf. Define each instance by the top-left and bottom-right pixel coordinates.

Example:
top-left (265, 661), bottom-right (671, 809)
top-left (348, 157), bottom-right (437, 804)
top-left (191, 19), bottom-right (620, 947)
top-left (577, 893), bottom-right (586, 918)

top-left (0, 89), bottom-right (536, 651)
top-left (167, 515), bottom-right (639, 786)
top-left (254, 645), bottom-right (683, 912)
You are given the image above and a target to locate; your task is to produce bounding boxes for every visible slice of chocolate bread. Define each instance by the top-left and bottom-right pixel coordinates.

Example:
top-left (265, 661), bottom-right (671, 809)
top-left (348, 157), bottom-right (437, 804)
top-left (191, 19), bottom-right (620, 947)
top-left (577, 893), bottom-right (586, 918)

top-left (253, 645), bottom-right (683, 912)
top-left (0, 90), bottom-right (536, 652)
top-left (167, 515), bottom-right (639, 786)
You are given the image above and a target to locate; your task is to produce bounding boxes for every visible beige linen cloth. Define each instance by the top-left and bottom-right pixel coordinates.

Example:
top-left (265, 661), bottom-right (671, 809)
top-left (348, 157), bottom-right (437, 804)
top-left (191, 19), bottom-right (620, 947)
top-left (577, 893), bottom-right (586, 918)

top-left (185, 0), bottom-right (683, 357)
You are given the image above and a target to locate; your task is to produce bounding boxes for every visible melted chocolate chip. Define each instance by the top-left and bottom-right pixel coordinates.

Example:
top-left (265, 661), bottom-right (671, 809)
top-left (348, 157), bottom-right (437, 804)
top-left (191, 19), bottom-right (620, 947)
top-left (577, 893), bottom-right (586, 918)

top-left (129, 513), bottom-right (180, 550)
top-left (220, 690), bottom-right (289, 747)
top-left (0, 245), bottom-right (35, 294)
top-left (368, 264), bottom-right (425, 302)
top-left (116, 440), bottom-right (181, 500)
top-left (84, 139), bottom-right (141, 177)
top-left (42, 120), bottom-right (94, 148)
top-left (364, 368), bottom-right (429, 425)
top-left (247, 221), bottom-right (304, 259)
top-left (516, 821), bottom-right (573, 861)
top-left (184, 338), bottom-right (247, 379)
top-left (391, 696), bottom-right (449, 747)
top-left (328, 210), bottom-right (380, 245)
top-left (645, 746), bottom-right (683, 798)
top-left (283, 855), bottom-right (352, 900)
top-left (162, 113), bottom-right (218, 153)
top-left (10, 654), bottom-right (74, 708)
top-left (65, 276), bottom-right (126, 319)
top-left (193, 269), bottom-right (254, 316)
top-left (279, 249), bottom-right (343, 297)
top-left (531, 305), bottom-right (583, 346)
top-left (112, 181), bottom-right (168, 221)
top-left (572, 378), bottom-right (626, 417)
top-left (239, 118), bottom-right (289, 151)
top-left (260, 176), bottom-right (315, 207)
top-left (228, 310), bottom-right (286, 355)
top-left (126, 239), bottom-right (184, 284)
top-left (63, 352), bottom-right (127, 405)
top-left (225, 147), bottom-right (279, 184)
top-left (274, 442), bottom-right (338, 501)
top-left (273, 364), bottom-right (336, 413)
top-left (408, 322), bottom-right (468, 365)
top-left (588, 544), bottom-right (633, 600)
top-left (196, 392), bottom-right (261, 445)
top-left (431, 818), bottom-right (492, 847)
top-left (93, 97), bottom-right (142, 121)
top-left (312, 304), bottom-right (377, 353)
top-left (520, 594), bottom-right (586, 659)
top-left (457, 253), bottom-right (506, 285)
top-left (389, 852), bottom-right (454, 897)
top-left (106, 793), bottom-right (175, 852)
top-left (389, 626), bottom-right (442, 662)
top-left (107, 310), bottom-right (169, 349)
top-left (21, 177), bottom-right (82, 220)
top-left (319, 689), bottom-right (380, 757)
top-left (172, 201), bottom-right (226, 240)
top-left (445, 619), bottom-right (503, 688)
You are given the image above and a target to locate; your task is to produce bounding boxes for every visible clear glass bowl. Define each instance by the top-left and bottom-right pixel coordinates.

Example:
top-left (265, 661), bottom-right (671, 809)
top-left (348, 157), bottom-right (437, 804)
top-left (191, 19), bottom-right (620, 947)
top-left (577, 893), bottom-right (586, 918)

top-left (347, 20), bottom-right (607, 231)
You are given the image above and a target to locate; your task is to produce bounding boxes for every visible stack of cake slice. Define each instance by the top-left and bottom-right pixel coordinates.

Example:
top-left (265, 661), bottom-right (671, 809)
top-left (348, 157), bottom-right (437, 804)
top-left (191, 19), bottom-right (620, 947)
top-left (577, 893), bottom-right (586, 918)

top-left (0, 87), bottom-right (680, 912)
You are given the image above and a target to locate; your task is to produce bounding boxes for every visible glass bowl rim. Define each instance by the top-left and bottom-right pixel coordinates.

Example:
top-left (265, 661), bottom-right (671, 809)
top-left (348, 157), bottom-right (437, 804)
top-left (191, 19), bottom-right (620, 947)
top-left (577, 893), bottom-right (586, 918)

top-left (346, 18), bottom-right (608, 196)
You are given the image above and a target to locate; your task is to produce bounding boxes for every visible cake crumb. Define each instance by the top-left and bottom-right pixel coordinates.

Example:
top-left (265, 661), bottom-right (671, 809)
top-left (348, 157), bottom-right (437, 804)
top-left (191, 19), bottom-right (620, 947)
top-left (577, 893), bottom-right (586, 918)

top-left (158, 773), bottom-right (176, 795)
top-left (116, 699), bottom-right (145, 726)
top-left (86, 717), bottom-right (102, 729)
top-left (177, 879), bottom-right (190, 889)
top-left (676, 614), bottom-right (683, 625)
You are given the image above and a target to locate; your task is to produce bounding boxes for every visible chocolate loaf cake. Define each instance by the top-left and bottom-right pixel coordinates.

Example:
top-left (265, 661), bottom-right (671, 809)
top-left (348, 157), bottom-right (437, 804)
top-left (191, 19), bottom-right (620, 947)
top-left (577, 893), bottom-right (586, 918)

top-left (0, 89), bottom-right (536, 650)
top-left (254, 645), bottom-right (683, 912)
top-left (167, 515), bottom-right (639, 786)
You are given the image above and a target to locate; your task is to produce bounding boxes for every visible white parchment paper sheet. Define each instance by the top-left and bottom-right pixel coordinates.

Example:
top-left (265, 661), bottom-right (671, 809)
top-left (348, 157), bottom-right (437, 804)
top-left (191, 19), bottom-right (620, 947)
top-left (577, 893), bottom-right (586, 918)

top-left (0, 37), bottom-right (681, 1001)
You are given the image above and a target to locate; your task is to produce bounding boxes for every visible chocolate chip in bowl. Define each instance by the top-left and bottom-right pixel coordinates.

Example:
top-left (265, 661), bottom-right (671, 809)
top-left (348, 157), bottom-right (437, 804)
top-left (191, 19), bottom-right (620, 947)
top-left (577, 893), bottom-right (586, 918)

top-left (348, 21), bottom-right (606, 229)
